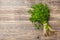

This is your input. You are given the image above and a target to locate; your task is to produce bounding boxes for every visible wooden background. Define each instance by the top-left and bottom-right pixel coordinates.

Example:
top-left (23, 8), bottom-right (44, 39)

top-left (0, 0), bottom-right (60, 40)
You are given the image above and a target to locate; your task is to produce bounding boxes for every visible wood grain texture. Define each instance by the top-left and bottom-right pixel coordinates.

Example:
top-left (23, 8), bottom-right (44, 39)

top-left (0, 0), bottom-right (60, 40)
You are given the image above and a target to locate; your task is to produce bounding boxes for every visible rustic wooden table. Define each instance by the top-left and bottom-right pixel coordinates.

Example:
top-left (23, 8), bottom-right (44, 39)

top-left (0, 0), bottom-right (60, 40)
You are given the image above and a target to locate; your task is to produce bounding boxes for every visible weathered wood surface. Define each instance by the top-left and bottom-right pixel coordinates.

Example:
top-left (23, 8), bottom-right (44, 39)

top-left (0, 0), bottom-right (60, 40)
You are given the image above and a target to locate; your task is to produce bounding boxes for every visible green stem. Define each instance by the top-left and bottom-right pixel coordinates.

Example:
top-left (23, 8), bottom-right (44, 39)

top-left (43, 23), bottom-right (50, 36)
top-left (43, 23), bottom-right (50, 31)
top-left (43, 22), bottom-right (55, 36)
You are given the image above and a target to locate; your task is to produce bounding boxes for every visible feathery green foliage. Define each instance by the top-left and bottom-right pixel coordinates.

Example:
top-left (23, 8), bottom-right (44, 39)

top-left (28, 3), bottom-right (55, 36)
top-left (28, 3), bottom-right (50, 29)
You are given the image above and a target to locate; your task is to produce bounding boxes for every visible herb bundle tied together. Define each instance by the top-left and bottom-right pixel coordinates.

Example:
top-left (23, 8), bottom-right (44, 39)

top-left (28, 3), bottom-right (55, 36)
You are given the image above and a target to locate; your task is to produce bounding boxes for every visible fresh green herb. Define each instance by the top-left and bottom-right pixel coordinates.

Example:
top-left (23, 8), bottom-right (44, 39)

top-left (28, 3), bottom-right (55, 36)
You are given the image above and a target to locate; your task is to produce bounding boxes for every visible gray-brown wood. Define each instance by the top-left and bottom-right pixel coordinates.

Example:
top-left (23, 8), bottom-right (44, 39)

top-left (0, 0), bottom-right (60, 40)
